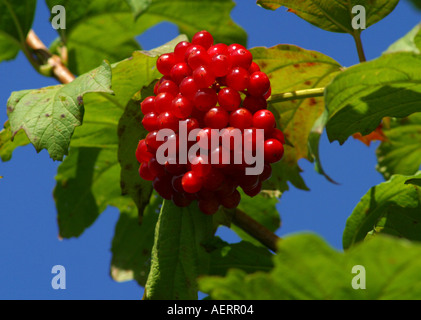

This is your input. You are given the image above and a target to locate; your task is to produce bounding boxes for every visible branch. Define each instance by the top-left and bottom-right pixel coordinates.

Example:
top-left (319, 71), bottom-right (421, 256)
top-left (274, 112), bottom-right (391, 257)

top-left (232, 209), bottom-right (281, 252)
top-left (268, 87), bottom-right (325, 104)
top-left (25, 30), bottom-right (75, 84)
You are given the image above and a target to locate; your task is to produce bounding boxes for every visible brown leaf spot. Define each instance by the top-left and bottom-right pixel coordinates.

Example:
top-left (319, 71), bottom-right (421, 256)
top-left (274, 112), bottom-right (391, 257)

top-left (304, 80), bottom-right (312, 86)
top-left (77, 96), bottom-right (83, 106)
top-left (258, 61), bottom-right (267, 69)
top-left (309, 98), bottom-right (317, 106)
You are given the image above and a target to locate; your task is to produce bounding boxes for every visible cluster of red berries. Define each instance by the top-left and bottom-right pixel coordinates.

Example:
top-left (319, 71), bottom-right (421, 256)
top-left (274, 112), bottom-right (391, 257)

top-left (135, 30), bottom-right (285, 215)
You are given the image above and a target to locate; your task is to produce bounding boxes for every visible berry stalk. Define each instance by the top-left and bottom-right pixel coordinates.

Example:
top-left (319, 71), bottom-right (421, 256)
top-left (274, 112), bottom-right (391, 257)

top-left (268, 87), bottom-right (326, 104)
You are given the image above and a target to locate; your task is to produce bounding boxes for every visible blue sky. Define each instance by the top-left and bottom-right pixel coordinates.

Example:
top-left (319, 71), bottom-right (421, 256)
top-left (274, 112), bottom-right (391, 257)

top-left (0, 0), bottom-right (420, 300)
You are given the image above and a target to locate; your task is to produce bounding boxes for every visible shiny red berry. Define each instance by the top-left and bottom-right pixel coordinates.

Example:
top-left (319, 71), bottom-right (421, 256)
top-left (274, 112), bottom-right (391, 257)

top-left (264, 139), bottom-right (284, 163)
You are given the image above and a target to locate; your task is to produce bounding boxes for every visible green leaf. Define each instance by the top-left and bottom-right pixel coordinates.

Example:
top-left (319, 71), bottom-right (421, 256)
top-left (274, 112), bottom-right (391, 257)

top-left (256, 0), bottom-right (399, 34)
top-left (144, 200), bottom-right (214, 300)
top-left (325, 52), bottom-right (421, 145)
top-left (110, 192), bottom-right (160, 285)
top-left (405, 177), bottom-right (421, 187)
top-left (207, 238), bottom-right (274, 276)
top-left (53, 147), bottom-right (130, 238)
top-left (118, 94), bottom-right (153, 220)
top-left (343, 172), bottom-right (421, 250)
top-left (384, 23), bottom-right (421, 54)
top-left (251, 44), bottom-right (341, 191)
top-left (376, 114), bottom-right (421, 180)
top-left (46, 0), bottom-right (246, 75)
top-left (0, 120), bottom-right (30, 162)
top-left (7, 61), bottom-right (113, 161)
top-left (124, 0), bottom-right (152, 19)
top-left (200, 233), bottom-right (421, 300)
top-left (0, 0), bottom-right (36, 63)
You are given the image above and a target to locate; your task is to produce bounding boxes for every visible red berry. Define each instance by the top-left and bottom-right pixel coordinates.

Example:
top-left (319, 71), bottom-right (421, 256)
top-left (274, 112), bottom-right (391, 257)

top-left (153, 175), bottom-right (173, 200)
top-left (190, 155), bottom-right (211, 177)
top-left (264, 139), bottom-right (284, 163)
top-left (172, 192), bottom-right (193, 207)
top-left (216, 179), bottom-right (238, 196)
top-left (198, 197), bottom-right (220, 215)
top-left (220, 126), bottom-right (240, 151)
top-left (158, 112), bottom-right (179, 132)
top-left (193, 65), bottom-right (215, 88)
top-left (157, 53), bottom-right (176, 76)
top-left (182, 171), bottom-right (203, 193)
top-left (248, 62), bottom-right (261, 74)
top-left (185, 117), bottom-right (200, 133)
top-left (142, 112), bottom-right (160, 132)
top-left (172, 94), bottom-right (194, 119)
top-left (174, 41), bottom-right (191, 62)
top-left (248, 71), bottom-right (270, 97)
top-left (227, 43), bottom-right (245, 54)
top-left (220, 189), bottom-right (241, 208)
top-left (263, 86), bottom-right (272, 99)
top-left (141, 96), bottom-right (155, 114)
top-left (194, 88), bottom-right (218, 112)
top-left (272, 128), bottom-right (285, 144)
top-left (179, 76), bottom-right (199, 100)
top-left (202, 167), bottom-right (224, 191)
top-left (188, 47), bottom-right (211, 69)
top-left (218, 87), bottom-right (241, 112)
top-left (184, 44), bottom-right (205, 61)
top-left (211, 54), bottom-right (232, 77)
top-left (157, 80), bottom-right (179, 96)
top-left (148, 157), bottom-right (166, 177)
top-left (171, 175), bottom-right (184, 193)
top-left (145, 131), bottom-right (164, 152)
top-left (259, 163), bottom-right (272, 181)
top-left (136, 139), bottom-right (153, 163)
top-left (252, 109), bottom-right (276, 132)
top-left (243, 95), bottom-right (267, 114)
top-left (139, 162), bottom-right (155, 181)
top-left (196, 127), bottom-right (219, 150)
top-left (170, 63), bottom-right (192, 85)
top-left (192, 30), bottom-right (214, 50)
top-left (238, 174), bottom-right (259, 190)
top-left (165, 160), bottom-right (186, 175)
top-left (210, 146), bottom-right (230, 169)
top-left (207, 43), bottom-right (228, 57)
top-left (204, 107), bottom-right (229, 129)
top-left (226, 67), bottom-right (250, 92)
top-left (243, 181), bottom-right (262, 197)
top-left (155, 92), bottom-right (174, 113)
top-left (230, 48), bottom-right (253, 69)
top-left (229, 108), bottom-right (253, 130)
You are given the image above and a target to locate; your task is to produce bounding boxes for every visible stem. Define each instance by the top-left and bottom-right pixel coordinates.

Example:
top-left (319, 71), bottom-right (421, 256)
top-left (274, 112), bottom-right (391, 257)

top-left (352, 31), bottom-right (366, 63)
top-left (232, 209), bottom-right (281, 252)
top-left (268, 87), bottom-right (325, 104)
top-left (25, 29), bottom-right (75, 84)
